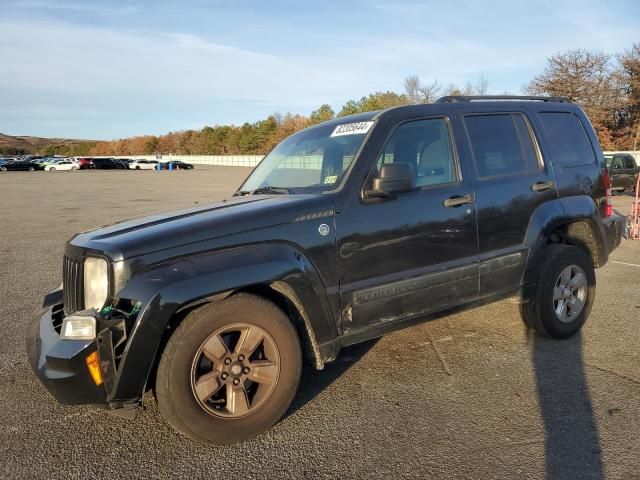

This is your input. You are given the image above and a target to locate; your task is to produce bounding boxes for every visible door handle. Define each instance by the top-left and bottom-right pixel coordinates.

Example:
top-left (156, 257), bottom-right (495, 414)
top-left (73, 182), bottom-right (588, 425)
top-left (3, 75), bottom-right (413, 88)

top-left (531, 180), bottom-right (555, 192)
top-left (443, 193), bottom-right (474, 207)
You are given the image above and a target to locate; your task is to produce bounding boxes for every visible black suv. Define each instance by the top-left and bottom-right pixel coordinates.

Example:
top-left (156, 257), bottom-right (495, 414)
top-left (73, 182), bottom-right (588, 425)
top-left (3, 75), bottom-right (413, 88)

top-left (27, 96), bottom-right (625, 445)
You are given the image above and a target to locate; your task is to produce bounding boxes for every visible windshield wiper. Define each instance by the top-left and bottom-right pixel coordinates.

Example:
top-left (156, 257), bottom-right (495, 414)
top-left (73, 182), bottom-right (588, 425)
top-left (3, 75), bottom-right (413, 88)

top-left (233, 190), bottom-right (251, 196)
top-left (250, 186), bottom-right (289, 195)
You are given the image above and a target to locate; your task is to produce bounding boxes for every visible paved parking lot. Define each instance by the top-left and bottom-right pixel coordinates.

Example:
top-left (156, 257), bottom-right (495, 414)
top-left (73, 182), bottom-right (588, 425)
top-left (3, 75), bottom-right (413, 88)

top-left (1, 167), bottom-right (639, 479)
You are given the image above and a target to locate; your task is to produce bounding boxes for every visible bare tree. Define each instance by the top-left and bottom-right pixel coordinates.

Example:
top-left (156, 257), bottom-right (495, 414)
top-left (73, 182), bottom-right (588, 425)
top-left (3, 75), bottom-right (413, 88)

top-left (476, 74), bottom-right (489, 95)
top-left (526, 50), bottom-right (618, 131)
top-left (404, 75), bottom-right (441, 104)
top-left (442, 75), bottom-right (489, 97)
top-left (617, 42), bottom-right (640, 149)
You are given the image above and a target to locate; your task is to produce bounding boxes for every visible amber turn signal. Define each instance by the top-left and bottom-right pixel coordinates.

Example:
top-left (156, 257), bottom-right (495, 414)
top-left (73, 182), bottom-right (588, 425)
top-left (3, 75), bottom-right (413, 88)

top-left (85, 351), bottom-right (103, 386)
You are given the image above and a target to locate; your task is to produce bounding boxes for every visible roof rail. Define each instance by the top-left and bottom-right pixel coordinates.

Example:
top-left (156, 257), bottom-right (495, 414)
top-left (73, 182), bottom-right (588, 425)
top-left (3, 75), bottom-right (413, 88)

top-left (435, 95), bottom-right (571, 104)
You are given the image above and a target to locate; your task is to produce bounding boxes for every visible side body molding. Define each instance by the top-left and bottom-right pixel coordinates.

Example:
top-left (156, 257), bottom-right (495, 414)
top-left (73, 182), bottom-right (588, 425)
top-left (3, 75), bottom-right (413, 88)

top-left (109, 243), bottom-right (338, 402)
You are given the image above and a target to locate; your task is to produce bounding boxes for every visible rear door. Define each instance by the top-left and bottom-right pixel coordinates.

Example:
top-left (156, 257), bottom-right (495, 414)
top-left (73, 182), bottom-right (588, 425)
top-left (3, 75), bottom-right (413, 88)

top-left (461, 110), bottom-right (557, 296)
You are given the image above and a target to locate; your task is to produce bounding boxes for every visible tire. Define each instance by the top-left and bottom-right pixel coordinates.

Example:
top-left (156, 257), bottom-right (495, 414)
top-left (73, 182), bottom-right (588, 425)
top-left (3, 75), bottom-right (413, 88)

top-left (156, 293), bottom-right (302, 444)
top-left (71, 166), bottom-right (77, 171)
top-left (49, 167), bottom-right (56, 171)
top-left (135, 166), bottom-right (140, 170)
top-left (28, 167), bottom-right (35, 171)
top-left (520, 244), bottom-right (595, 339)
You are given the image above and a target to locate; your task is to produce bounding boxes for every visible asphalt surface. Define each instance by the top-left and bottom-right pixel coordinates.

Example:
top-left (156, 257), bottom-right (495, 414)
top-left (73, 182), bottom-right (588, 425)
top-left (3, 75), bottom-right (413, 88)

top-left (1, 167), bottom-right (639, 479)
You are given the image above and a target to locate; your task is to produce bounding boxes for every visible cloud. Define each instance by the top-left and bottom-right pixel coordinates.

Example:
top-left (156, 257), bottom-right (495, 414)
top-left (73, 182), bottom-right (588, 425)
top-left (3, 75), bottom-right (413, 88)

top-left (0, 0), bottom-right (638, 138)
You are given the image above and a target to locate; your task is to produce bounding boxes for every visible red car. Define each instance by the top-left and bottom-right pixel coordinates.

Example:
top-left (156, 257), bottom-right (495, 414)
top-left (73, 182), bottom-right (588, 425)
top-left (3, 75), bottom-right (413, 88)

top-left (74, 157), bottom-right (94, 169)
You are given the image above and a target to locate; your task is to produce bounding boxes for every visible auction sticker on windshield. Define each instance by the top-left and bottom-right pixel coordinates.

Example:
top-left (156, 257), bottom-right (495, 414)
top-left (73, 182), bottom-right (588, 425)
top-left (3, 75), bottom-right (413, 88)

top-left (330, 121), bottom-right (374, 137)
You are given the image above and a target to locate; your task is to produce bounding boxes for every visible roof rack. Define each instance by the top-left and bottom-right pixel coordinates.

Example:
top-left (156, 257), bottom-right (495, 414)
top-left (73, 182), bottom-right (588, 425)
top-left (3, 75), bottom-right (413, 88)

top-left (435, 95), bottom-right (571, 104)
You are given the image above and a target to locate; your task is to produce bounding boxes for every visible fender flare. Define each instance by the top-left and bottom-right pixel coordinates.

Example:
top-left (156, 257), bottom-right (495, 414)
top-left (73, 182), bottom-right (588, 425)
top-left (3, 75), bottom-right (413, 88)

top-left (108, 243), bottom-right (338, 402)
top-left (522, 196), bottom-right (607, 285)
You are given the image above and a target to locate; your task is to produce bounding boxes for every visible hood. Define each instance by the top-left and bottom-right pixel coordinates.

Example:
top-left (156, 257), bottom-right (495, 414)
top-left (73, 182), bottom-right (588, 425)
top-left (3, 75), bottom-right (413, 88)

top-left (70, 194), bottom-right (331, 261)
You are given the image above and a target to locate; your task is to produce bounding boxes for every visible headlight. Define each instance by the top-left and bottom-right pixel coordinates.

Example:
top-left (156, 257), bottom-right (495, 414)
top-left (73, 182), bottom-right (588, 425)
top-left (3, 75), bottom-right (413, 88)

top-left (84, 257), bottom-right (109, 311)
top-left (60, 315), bottom-right (96, 340)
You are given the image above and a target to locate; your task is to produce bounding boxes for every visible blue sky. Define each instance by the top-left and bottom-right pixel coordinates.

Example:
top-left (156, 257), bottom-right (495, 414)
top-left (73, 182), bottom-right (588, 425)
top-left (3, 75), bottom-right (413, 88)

top-left (0, 0), bottom-right (638, 140)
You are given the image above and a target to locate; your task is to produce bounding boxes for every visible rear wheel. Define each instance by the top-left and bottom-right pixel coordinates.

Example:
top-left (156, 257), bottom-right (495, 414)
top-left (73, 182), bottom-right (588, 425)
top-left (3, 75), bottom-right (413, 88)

top-left (49, 167), bottom-right (56, 171)
top-left (71, 166), bottom-right (77, 171)
top-left (28, 166), bottom-right (35, 171)
top-left (156, 293), bottom-right (302, 444)
top-left (520, 245), bottom-right (595, 338)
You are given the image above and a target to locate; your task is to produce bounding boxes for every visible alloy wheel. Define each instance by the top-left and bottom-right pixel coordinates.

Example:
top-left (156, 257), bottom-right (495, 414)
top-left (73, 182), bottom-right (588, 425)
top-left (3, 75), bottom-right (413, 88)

top-left (553, 264), bottom-right (588, 323)
top-left (190, 323), bottom-right (280, 418)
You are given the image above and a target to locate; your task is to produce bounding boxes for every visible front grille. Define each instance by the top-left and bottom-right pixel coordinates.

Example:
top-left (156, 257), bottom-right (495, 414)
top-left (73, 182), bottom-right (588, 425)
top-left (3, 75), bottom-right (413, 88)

top-left (63, 256), bottom-right (84, 314)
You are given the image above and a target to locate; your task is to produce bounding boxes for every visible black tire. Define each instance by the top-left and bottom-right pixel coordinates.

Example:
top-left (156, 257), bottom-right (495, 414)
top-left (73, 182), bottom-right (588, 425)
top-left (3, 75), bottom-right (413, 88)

top-left (28, 166), bottom-right (35, 171)
top-left (49, 167), bottom-right (56, 171)
top-left (520, 245), bottom-right (595, 339)
top-left (155, 293), bottom-right (302, 444)
top-left (135, 166), bottom-right (140, 170)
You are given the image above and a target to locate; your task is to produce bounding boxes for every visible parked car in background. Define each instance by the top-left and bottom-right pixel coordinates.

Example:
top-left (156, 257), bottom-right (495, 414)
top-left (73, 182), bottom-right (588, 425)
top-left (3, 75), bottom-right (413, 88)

top-left (73, 157), bottom-right (94, 169)
top-left (1, 159), bottom-right (45, 171)
top-left (130, 159), bottom-right (159, 170)
top-left (45, 160), bottom-right (79, 171)
top-left (160, 160), bottom-right (194, 170)
top-left (0, 157), bottom-right (18, 167)
top-left (605, 153), bottom-right (638, 193)
top-left (92, 158), bottom-right (129, 170)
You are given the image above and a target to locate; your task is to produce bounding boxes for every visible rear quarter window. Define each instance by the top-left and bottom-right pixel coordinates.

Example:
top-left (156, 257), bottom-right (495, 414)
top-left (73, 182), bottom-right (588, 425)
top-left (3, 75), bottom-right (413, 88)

top-left (539, 112), bottom-right (596, 168)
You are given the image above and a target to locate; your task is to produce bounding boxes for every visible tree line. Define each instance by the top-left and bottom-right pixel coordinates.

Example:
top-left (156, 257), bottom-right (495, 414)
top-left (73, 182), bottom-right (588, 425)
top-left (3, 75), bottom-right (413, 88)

top-left (15, 41), bottom-right (640, 157)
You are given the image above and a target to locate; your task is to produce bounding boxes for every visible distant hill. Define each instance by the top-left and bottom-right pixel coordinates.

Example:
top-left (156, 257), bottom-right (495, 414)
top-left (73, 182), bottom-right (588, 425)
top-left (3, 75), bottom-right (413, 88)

top-left (0, 133), bottom-right (95, 155)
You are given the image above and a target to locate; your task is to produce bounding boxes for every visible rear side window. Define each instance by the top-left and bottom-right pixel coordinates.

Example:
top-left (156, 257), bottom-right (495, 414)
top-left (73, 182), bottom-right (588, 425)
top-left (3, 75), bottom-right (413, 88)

top-left (464, 114), bottom-right (530, 178)
top-left (539, 112), bottom-right (595, 167)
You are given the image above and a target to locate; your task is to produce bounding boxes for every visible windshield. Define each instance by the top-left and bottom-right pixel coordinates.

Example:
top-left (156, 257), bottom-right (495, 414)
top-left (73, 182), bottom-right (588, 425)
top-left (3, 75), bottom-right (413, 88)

top-left (239, 120), bottom-right (374, 194)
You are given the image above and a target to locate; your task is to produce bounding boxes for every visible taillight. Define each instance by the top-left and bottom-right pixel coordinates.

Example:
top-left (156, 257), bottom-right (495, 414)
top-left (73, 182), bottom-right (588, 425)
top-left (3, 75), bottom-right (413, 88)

top-left (603, 169), bottom-right (612, 217)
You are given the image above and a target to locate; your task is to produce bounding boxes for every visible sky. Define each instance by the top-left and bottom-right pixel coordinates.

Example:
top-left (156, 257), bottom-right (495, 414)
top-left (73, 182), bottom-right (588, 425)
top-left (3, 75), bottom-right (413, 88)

top-left (0, 0), bottom-right (638, 140)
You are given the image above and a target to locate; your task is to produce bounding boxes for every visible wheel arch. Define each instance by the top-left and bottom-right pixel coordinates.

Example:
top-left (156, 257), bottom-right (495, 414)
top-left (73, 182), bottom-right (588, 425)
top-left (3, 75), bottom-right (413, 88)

top-left (522, 196), bottom-right (608, 285)
top-left (110, 243), bottom-right (338, 403)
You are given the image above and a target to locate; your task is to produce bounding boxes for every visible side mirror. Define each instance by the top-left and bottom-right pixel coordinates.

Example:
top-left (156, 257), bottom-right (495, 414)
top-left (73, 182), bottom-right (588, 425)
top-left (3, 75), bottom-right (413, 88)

top-left (365, 163), bottom-right (416, 199)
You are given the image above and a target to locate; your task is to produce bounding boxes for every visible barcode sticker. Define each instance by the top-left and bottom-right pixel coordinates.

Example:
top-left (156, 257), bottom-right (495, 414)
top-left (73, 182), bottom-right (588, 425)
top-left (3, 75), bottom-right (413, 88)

top-left (330, 121), bottom-right (374, 137)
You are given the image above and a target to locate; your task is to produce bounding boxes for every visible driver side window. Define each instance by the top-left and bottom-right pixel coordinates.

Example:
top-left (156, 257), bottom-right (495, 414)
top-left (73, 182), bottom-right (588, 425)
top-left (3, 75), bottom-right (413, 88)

top-left (376, 118), bottom-right (457, 188)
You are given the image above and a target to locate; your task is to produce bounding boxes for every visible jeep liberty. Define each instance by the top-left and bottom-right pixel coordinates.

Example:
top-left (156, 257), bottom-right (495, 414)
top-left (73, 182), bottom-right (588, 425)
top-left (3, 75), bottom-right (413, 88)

top-left (27, 96), bottom-right (625, 444)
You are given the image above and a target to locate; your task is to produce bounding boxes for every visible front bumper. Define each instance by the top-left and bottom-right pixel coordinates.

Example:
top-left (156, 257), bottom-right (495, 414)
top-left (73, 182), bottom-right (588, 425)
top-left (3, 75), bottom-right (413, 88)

top-left (26, 303), bottom-right (108, 405)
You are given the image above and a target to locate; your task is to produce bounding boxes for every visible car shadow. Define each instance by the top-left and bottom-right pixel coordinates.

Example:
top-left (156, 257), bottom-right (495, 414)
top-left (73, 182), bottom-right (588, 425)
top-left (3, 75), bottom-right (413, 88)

top-left (531, 330), bottom-right (604, 479)
top-left (285, 339), bottom-right (379, 418)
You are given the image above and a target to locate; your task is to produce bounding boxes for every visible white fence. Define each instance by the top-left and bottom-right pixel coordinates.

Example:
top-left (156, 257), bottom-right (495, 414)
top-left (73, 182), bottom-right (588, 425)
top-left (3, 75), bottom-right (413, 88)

top-left (113, 155), bottom-right (264, 167)
top-left (113, 151), bottom-right (640, 168)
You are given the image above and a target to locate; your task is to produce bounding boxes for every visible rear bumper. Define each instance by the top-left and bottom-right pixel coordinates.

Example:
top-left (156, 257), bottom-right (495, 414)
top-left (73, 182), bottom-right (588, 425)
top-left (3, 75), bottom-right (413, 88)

top-left (602, 213), bottom-right (624, 256)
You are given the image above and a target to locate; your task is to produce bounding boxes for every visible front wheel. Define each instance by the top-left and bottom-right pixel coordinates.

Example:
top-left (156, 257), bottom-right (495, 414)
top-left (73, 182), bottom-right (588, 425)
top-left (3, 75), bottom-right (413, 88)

top-left (71, 166), bottom-right (77, 171)
top-left (520, 245), bottom-right (595, 339)
top-left (155, 293), bottom-right (302, 444)
top-left (49, 167), bottom-right (56, 171)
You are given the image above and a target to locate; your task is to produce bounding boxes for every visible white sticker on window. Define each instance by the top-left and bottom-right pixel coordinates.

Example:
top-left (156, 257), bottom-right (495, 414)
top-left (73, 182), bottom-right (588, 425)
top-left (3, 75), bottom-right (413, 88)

top-left (330, 121), bottom-right (374, 137)
top-left (324, 175), bottom-right (337, 184)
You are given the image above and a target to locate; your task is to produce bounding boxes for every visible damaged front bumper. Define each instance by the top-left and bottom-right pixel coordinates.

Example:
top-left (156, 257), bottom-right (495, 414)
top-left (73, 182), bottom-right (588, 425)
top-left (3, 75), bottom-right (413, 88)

top-left (26, 290), bottom-right (139, 418)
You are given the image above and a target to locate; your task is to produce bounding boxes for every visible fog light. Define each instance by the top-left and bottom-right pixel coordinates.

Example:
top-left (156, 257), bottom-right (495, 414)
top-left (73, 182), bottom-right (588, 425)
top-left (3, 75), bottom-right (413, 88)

top-left (85, 351), bottom-right (103, 386)
top-left (60, 316), bottom-right (96, 340)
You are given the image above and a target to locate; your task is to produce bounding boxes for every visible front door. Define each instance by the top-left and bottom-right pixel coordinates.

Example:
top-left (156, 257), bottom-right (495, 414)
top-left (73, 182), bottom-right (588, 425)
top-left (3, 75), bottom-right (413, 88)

top-left (335, 116), bottom-right (479, 333)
